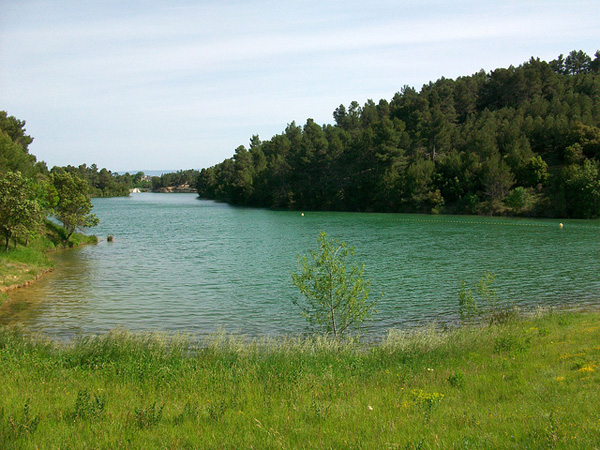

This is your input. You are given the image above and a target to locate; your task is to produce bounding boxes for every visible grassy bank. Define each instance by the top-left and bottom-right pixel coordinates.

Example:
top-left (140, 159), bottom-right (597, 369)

top-left (0, 221), bottom-right (97, 300)
top-left (0, 309), bottom-right (599, 449)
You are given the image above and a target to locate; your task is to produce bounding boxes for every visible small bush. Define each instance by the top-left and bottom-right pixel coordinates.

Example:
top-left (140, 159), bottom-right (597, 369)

top-left (458, 272), bottom-right (517, 325)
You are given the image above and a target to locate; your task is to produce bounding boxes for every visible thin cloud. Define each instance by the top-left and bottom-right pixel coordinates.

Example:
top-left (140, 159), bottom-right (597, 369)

top-left (1, 0), bottom-right (599, 170)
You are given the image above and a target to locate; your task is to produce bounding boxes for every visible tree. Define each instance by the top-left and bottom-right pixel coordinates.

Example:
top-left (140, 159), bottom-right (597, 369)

top-left (291, 232), bottom-right (378, 338)
top-left (564, 50), bottom-right (592, 75)
top-left (0, 111), bottom-right (34, 152)
top-left (0, 171), bottom-right (43, 251)
top-left (481, 152), bottom-right (514, 202)
top-left (520, 155), bottom-right (548, 187)
top-left (562, 159), bottom-right (600, 218)
top-left (0, 130), bottom-right (37, 176)
top-left (505, 186), bottom-right (532, 213)
top-left (50, 171), bottom-right (99, 243)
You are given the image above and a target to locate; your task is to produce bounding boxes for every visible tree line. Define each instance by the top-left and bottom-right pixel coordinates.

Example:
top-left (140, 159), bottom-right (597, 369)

top-left (196, 50), bottom-right (600, 218)
top-left (60, 165), bottom-right (200, 195)
top-left (151, 170), bottom-right (199, 191)
top-left (0, 112), bottom-right (98, 250)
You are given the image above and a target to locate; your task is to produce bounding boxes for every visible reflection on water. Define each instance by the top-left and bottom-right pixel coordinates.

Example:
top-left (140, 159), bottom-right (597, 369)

top-left (4, 193), bottom-right (600, 339)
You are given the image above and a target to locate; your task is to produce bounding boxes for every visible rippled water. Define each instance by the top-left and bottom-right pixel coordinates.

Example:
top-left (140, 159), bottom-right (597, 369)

top-left (4, 193), bottom-right (600, 338)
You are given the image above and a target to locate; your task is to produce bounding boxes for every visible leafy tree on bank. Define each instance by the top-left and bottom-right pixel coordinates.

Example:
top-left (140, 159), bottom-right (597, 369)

top-left (50, 171), bottom-right (99, 244)
top-left (291, 232), bottom-right (379, 338)
top-left (0, 171), bottom-right (43, 251)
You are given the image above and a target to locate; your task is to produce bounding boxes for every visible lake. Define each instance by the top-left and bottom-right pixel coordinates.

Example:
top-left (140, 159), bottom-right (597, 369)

top-left (4, 193), bottom-right (600, 339)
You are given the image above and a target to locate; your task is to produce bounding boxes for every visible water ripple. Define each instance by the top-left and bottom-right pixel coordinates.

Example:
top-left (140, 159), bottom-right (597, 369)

top-left (6, 193), bottom-right (600, 339)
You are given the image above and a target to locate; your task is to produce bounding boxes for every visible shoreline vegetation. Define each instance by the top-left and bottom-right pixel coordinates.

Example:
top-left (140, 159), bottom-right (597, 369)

top-left (0, 221), bottom-right (97, 305)
top-left (0, 308), bottom-right (598, 448)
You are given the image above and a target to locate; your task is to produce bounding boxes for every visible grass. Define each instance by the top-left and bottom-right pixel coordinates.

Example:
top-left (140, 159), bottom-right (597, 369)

top-left (0, 309), bottom-right (599, 449)
top-left (0, 221), bottom-right (97, 300)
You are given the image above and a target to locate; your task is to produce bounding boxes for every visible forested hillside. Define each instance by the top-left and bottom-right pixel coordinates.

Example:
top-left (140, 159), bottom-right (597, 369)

top-left (197, 50), bottom-right (600, 218)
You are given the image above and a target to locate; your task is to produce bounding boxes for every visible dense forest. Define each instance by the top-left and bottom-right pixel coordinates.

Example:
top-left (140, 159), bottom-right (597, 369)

top-left (197, 50), bottom-right (600, 218)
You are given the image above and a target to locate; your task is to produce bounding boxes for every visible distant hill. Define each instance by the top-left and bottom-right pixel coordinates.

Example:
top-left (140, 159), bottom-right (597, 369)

top-left (197, 50), bottom-right (600, 218)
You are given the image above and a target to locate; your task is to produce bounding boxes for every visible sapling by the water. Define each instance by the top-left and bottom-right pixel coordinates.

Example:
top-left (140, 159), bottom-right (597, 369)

top-left (291, 231), bottom-right (379, 338)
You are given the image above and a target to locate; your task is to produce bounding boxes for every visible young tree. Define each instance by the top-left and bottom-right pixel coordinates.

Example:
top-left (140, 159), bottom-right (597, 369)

top-left (291, 232), bottom-right (379, 338)
top-left (0, 171), bottom-right (43, 251)
top-left (50, 171), bottom-right (99, 243)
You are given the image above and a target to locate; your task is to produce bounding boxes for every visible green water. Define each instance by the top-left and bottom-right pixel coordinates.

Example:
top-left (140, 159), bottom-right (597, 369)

top-left (5, 193), bottom-right (600, 338)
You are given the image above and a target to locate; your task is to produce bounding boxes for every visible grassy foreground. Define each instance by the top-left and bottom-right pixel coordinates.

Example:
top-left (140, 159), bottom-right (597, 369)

top-left (0, 221), bottom-right (97, 301)
top-left (0, 310), bottom-right (599, 449)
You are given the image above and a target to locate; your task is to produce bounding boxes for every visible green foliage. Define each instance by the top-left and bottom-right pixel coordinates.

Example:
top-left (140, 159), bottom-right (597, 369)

top-left (50, 171), bottom-right (99, 243)
top-left (521, 155), bottom-right (548, 187)
top-left (0, 112), bottom-right (41, 178)
top-left (458, 280), bottom-right (478, 322)
top-left (446, 371), bottom-right (465, 388)
top-left (58, 164), bottom-right (132, 197)
top-left (410, 389), bottom-right (444, 420)
top-left (291, 232), bottom-right (378, 338)
top-left (71, 389), bottom-right (106, 422)
top-left (0, 311), bottom-right (599, 448)
top-left (561, 158), bottom-right (600, 218)
top-left (505, 186), bottom-right (532, 212)
top-left (133, 402), bottom-right (164, 429)
top-left (197, 50), bottom-right (600, 218)
top-left (151, 169), bottom-right (199, 192)
top-left (458, 272), bottom-right (518, 324)
top-left (0, 400), bottom-right (40, 438)
top-left (0, 171), bottom-right (44, 251)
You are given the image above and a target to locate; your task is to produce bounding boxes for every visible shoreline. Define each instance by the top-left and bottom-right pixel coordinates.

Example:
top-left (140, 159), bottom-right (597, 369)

top-left (0, 267), bottom-right (55, 294)
top-left (0, 232), bottom-right (98, 305)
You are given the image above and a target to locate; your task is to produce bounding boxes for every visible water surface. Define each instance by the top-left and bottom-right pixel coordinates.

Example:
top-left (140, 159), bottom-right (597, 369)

top-left (4, 193), bottom-right (600, 338)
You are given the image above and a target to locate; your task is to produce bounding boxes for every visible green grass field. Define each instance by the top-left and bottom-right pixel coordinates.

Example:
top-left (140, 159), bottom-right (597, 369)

top-left (0, 309), bottom-right (599, 449)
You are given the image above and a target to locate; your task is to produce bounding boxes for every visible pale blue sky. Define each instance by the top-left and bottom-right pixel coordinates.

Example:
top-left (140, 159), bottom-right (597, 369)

top-left (1, 0), bottom-right (599, 172)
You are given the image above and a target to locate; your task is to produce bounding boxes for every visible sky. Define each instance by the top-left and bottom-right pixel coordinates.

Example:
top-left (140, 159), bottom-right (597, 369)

top-left (1, 0), bottom-right (599, 173)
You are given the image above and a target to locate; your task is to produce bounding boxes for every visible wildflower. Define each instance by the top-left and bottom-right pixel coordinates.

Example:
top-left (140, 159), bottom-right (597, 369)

top-left (578, 365), bottom-right (596, 373)
top-left (556, 376), bottom-right (565, 382)
top-left (368, 405), bottom-right (373, 411)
